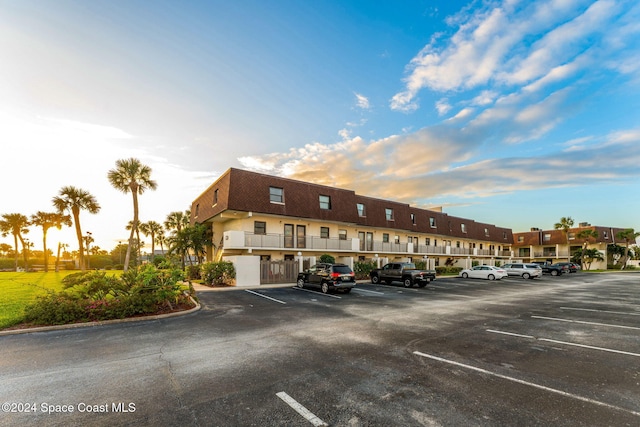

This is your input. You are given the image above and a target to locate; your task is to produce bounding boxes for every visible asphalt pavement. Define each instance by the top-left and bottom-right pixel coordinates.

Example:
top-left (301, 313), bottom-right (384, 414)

top-left (1, 272), bottom-right (639, 426)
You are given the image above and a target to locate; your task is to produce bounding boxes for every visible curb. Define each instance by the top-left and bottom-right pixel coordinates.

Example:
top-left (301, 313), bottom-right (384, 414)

top-left (0, 296), bottom-right (201, 337)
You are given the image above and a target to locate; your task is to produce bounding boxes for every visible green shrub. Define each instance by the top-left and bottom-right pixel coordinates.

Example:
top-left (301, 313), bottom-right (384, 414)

top-left (319, 254), bottom-right (336, 264)
top-left (24, 295), bottom-right (88, 325)
top-left (201, 261), bottom-right (236, 286)
top-left (435, 266), bottom-right (463, 275)
top-left (354, 261), bottom-right (376, 279)
top-left (186, 265), bottom-right (201, 280)
top-left (22, 265), bottom-right (190, 326)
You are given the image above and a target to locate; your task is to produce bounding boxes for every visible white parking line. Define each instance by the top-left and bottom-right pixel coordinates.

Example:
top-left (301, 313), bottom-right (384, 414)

top-left (486, 329), bottom-right (535, 339)
top-left (244, 290), bottom-right (286, 304)
top-left (532, 315), bottom-right (640, 331)
top-left (292, 287), bottom-right (342, 299)
top-left (413, 351), bottom-right (640, 417)
top-left (276, 391), bottom-right (328, 426)
top-left (560, 307), bottom-right (640, 317)
top-left (486, 329), bottom-right (640, 357)
top-left (352, 288), bottom-right (385, 295)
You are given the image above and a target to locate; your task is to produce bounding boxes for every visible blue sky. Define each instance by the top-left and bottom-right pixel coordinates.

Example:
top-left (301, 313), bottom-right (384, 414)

top-left (1, 0), bottom-right (639, 251)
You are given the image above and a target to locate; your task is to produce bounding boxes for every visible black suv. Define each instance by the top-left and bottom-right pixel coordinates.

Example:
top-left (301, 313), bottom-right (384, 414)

top-left (296, 263), bottom-right (356, 294)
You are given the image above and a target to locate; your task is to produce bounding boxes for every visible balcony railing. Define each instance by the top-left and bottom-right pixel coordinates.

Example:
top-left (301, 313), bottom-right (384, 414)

top-left (230, 231), bottom-right (511, 257)
top-left (244, 233), bottom-right (354, 251)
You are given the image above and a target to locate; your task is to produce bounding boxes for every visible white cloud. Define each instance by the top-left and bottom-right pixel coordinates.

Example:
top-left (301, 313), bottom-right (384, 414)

top-left (354, 93), bottom-right (370, 109)
top-left (435, 98), bottom-right (451, 115)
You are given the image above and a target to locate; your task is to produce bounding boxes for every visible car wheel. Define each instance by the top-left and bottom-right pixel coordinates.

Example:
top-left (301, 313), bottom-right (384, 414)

top-left (488, 274), bottom-right (495, 280)
top-left (462, 272), bottom-right (469, 278)
top-left (321, 282), bottom-right (329, 294)
top-left (551, 270), bottom-right (559, 276)
top-left (403, 278), bottom-right (413, 288)
top-left (371, 275), bottom-right (380, 284)
top-left (296, 278), bottom-right (304, 288)
top-left (523, 273), bottom-right (530, 279)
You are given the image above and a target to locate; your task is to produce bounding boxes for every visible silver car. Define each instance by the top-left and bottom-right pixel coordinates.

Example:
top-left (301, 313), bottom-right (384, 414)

top-left (502, 263), bottom-right (542, 279)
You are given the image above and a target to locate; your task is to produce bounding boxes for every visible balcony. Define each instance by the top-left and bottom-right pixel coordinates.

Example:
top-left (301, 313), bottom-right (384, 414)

top-left (225, 231), bottom-right (512, 258)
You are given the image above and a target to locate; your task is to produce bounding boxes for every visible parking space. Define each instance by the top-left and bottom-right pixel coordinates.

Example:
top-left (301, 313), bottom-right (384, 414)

top-left (1, 273), bottom-right (638, 426)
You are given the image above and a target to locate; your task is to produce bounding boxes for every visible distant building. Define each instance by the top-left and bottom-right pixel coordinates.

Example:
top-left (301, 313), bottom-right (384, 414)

top-left (191, 168), bottom-right (514, 284)
top-left (512, 223), bottom-right (628, 269)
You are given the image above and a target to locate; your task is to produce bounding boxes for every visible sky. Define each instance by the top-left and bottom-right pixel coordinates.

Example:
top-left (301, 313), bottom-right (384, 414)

top-left (1, 0), bottom-right (639, 254)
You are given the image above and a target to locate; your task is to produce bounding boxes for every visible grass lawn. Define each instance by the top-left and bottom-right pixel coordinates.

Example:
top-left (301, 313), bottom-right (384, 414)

top-left (0, 271), bottom-right (124, 329)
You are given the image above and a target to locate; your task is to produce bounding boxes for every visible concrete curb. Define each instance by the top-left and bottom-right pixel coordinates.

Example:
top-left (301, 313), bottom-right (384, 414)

top-left (0, 296), bottom-right (201, 337)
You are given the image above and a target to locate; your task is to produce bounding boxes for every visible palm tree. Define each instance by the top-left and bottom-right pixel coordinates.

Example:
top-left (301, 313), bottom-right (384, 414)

top-left (108, 158), bottom-right (157, 271)
top-left (0, 213), bottom-right (30, 271)
top-left (164, 210), bottom-right (191, 234)
top-left (139, 220), bottom-right (163, 262)
top-left (30, 211), bottom-right (71, 272)
top-left (554, 216), bottom-right (574, 260)
top-left (576, 228), bottom-right (598, 270)
top-left (156, 229), bottom-right (167, 255)
top-left (616, 228), bottom-right (640, 269)
top-left (126, 220), bottom-right (142, 265)
top-left (52, 186), bottom-right (101, 271)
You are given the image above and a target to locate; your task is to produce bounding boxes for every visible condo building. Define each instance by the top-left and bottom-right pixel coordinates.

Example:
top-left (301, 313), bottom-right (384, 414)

top-left (190, 168), bottom-right (514, 284)
top-left (512, 224), bottom-right (629, 270)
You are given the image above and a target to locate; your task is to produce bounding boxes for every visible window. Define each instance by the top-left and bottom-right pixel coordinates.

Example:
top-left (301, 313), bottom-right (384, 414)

top-left (320, 227), bottom-right (329, 239)
top-left (425, 237), bottom-right (431, 246)
top-left (544, 233), bottom-right (551, 241)
top-left (319, 195), bottom-right (331, 210)
top-left (456, 241), bottom-right (461, 248)
top-left (461, 223), bottom-right (467, 233)
top-left (254, 221), bottom-right (266, 235)
top-left (213, 189), bottom-right (219, 205)
top-left (603, 231), bottom-right (608, 239)
top-left (394, 235), bottom-right (400, 244)
top-left (383, 233), bottom-right (389, 243)
top-left (568, 232), bottom-right (575, 240)
top-left (269, 187), bottom-right (284, 204)
top-left (339, 229), bottom-right (347, 240)
top-left (517, 236), bottom-right (524, 242)
top-left (429, 217), bottom-right (436, 228)
top-left (411, 213), bottom-right (416, 224)
top-left (195, 203), bottom-right (199, 217)
top-left (357, 203), bottom-right (366, 217)
top-left (385, 208), bottom-right (394, 221)
top-left (484, 228), bottom-right (490, 237)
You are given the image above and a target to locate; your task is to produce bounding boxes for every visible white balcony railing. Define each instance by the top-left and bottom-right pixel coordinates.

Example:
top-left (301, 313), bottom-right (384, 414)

top-left (226, 231), bottom-right (511, 257)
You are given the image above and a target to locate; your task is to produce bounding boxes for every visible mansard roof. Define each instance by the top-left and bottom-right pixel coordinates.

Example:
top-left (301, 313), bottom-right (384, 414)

top-left (192, 168), bottom-right (513, 243)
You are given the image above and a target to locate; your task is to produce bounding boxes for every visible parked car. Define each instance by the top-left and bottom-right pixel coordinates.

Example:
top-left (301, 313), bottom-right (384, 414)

top-left (370, 262), bottom-right (436, 288)
top-left (533, 262), bottom-right (567, 276)
top-left (459, 265), bottom-right (508, 280)
top-left (556, 262), bottom-right (580, 273)
top-left (502, 263), bottom-right (542, 279)
top-left (296, 263), bottom-right (356, 294)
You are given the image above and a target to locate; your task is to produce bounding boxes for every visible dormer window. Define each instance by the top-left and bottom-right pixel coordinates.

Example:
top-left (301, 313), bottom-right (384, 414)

top-left (269, 187), bottom-right (284, 204)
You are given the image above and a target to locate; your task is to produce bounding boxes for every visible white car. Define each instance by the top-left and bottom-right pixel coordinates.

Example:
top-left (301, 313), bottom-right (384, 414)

top-left (460, 265), bottom-right (508, 280)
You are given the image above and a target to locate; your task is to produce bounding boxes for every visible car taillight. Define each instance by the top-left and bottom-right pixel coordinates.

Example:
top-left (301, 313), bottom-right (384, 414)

top-left (331, 272), bottom-right (341, 279)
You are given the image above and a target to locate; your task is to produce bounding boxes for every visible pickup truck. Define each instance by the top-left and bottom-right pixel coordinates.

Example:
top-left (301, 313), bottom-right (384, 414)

top-left (370, 262), bottom-right (436, 288)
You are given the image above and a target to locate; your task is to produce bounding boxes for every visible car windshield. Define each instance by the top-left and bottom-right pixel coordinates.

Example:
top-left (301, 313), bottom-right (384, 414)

top-left (332, 265), bottom-right (352, 274)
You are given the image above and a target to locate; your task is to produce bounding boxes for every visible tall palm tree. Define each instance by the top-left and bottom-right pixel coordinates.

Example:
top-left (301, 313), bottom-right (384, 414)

top-left (108, 158), bottom-right (157, 271)
top-left (616, 228), bottom-right (640, 269)
top-left (0, 213), bottom-right (30, 271)
top-left (156, 229), bottom-right (167, 255)
top-left (52, 186), bottom-right (101, 271)
top-left (126, 220), bottom-right (142, 265)
top-left (139, 220), bottom-right (163, 262)
top-left (554, 216), bottom-right (574, 261)
top-left (30, 211), bottom-right (71, 272)
top-left (576, 228), bottom-right (598, 270)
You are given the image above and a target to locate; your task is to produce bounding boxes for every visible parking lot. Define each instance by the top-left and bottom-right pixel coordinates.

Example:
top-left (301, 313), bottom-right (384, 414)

top-left (1, 273), bottom-right (639, 426)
